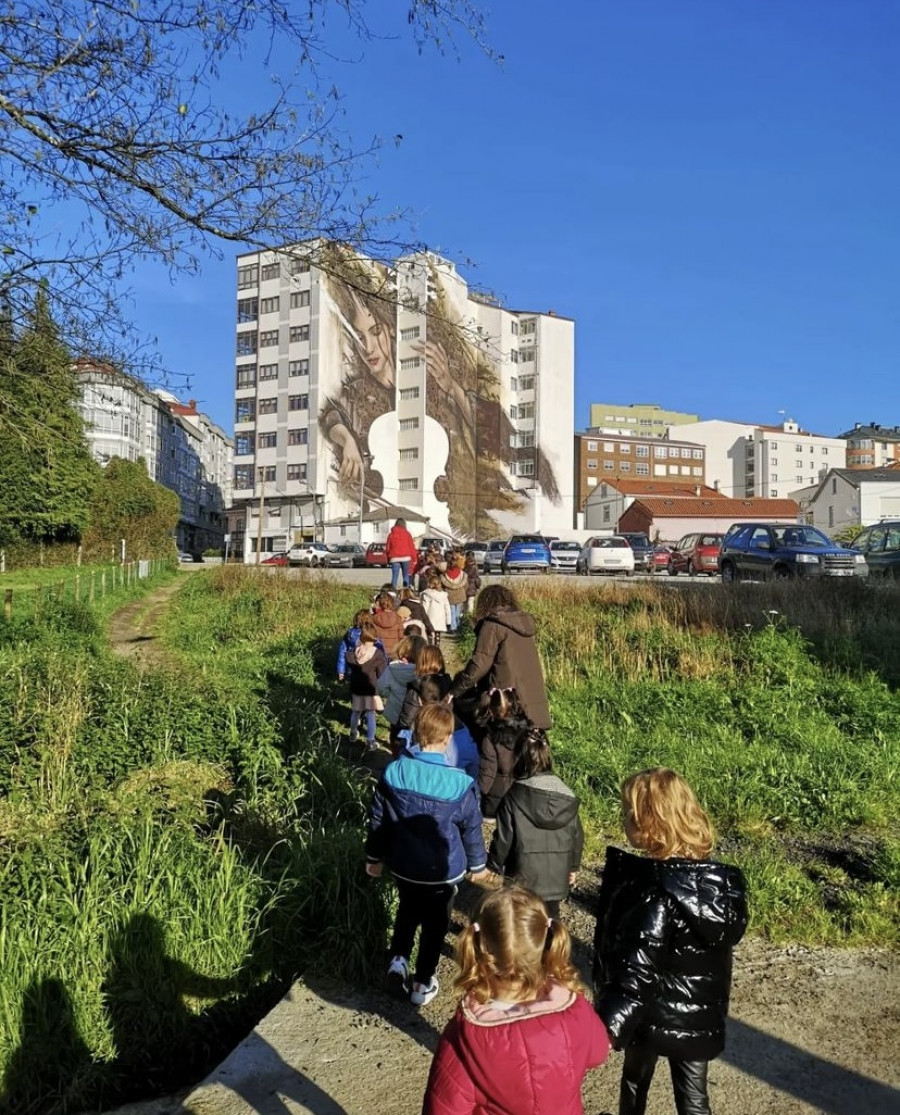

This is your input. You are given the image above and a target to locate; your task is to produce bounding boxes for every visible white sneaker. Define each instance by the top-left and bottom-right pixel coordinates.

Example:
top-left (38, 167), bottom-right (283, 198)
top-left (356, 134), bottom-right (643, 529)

top-left (410, 976), bottom-right (439, 1007)
top-left (386, 956), bottom-right (409, 998)
top-left (366, 740), bottom-right (379, 752)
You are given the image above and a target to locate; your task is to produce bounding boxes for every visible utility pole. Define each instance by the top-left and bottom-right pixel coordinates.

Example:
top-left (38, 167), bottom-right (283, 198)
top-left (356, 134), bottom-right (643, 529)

top-left (357, 453), bottom-right (373, 545)
top-left (255, 471), bottom-right (266, 563)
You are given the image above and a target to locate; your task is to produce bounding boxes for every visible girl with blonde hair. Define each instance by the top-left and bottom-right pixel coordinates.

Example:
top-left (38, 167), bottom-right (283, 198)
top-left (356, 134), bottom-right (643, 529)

top-left (423, 886), bottom-right (610, 1114)
top-left (592, 769), bottom-right (748, 1115)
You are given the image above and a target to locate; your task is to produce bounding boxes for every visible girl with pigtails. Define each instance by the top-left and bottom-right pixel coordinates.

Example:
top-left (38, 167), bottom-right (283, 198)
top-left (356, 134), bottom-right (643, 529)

top-left (422, 886), bottom-right (610, 1115)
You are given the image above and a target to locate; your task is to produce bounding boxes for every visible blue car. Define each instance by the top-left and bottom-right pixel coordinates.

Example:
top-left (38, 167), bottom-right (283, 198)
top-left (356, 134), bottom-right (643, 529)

top-left (501, 534), bottom-right (552, 575)
top-left (718, 522), bottom-right (868, 582)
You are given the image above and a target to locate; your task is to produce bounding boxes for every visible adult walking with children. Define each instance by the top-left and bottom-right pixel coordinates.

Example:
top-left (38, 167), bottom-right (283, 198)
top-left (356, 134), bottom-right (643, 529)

top-left (448, 584), bottom-right (551, 730)
top-left (385, 517), bottom-right (418, 590)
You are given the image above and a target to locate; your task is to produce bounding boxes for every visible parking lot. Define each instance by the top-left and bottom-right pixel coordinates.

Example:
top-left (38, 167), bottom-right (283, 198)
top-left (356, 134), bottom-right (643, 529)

top-left (258, 565), bottom-right (720, 589)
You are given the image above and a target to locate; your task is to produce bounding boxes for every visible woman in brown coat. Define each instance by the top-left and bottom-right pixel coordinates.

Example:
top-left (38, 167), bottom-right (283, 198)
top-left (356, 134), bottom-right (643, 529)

top-left (449, 584), bottom-right (551, 730)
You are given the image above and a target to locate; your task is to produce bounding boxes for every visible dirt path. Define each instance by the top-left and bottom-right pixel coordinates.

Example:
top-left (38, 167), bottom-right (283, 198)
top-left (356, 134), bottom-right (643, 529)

top-left (103, 601), bottom-right (900, 1115)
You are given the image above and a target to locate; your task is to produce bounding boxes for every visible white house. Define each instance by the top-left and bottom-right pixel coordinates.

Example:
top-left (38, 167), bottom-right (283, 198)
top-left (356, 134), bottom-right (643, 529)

top-left (795, 468), bottom-right (900, 532)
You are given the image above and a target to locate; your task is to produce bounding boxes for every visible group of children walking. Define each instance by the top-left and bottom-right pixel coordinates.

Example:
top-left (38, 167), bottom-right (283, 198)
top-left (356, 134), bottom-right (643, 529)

top-left (336, 592), bottom-right (748, 1115)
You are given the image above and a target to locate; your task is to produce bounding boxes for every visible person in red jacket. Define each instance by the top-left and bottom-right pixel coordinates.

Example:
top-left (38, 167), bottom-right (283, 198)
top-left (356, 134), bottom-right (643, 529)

top-left (385, 517), bottom-right (418, 590)
top-left (423, 886), bottom-right (610, 1115)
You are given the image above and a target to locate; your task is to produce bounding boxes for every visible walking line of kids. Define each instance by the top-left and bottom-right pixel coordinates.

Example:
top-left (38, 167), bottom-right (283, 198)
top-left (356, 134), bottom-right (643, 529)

top-left (336, 522), bottom-right (748, 1115)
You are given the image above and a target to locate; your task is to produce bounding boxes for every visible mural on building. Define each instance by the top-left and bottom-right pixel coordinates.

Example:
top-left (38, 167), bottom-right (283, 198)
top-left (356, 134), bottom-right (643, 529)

top-left (319, 248), bottom-right (560, 537)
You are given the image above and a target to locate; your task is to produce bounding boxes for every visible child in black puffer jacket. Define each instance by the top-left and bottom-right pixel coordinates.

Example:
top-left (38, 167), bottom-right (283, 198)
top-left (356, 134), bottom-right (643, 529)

top-left (475, 687), bottom-right (532, 819)
top-left (592, 767), bottom-right (748, 1115)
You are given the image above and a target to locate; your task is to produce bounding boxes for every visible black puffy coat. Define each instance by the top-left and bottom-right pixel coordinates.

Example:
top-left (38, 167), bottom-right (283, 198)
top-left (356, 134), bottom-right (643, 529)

top-left (592, 846), bottom-right (748, 1061)
top-left (477, 712), bottom-right (532, 818)
top-left (487, 773), bottom-right (584, 902)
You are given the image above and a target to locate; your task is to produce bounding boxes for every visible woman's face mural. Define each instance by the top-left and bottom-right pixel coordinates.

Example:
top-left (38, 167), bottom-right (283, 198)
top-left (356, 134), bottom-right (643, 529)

top-left (351, 302), bottom-right (393, 384)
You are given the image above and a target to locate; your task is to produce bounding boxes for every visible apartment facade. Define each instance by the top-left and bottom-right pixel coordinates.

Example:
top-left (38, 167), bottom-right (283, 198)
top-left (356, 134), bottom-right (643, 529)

top-left (230, 245), bottom-right (574, 558)
top-left (588, 402), bottom-right (699, 438)
top-left (837, 423), bottom-right (900, 469)
top-left (574, 431), bottom-right (706, 518)
top-left (75, 361), bottom-right (232, 553)
top-left (673, 418), bottom-right (845, 499)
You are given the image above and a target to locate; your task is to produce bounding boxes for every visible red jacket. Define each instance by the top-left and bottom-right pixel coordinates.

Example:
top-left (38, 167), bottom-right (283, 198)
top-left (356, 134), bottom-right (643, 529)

top-left (423, 983), bottom-right (610, 1115)
top-left (386, 524), bottom-right (418, 563)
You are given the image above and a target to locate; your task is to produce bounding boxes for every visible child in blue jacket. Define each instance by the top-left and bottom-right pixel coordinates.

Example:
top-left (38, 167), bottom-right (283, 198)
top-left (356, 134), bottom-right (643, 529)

top-left (337, 608), bottom-right (381, 680)
top-left (366, 703), bottom-right (487, 1007)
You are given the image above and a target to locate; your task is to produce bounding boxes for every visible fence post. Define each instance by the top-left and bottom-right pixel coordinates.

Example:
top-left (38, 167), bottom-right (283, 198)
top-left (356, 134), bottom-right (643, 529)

top-left (101, 571), bottom-right (106, 598)
top-left (3, 589), bottom-right (11, 620)
top-left (90, 571), bottom-right (95, 603)
top-left (77, 544), bottom-right (83, 568)
top-left (75, 574), bottom-right (81, 603)
top-left (0, 550), bottom-right (5, 574)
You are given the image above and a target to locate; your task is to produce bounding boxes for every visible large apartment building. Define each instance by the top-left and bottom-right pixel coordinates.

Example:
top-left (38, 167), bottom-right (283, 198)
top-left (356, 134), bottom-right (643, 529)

top-left (229, 245), bottom-right (574, 557)
top-left (75, 361), bottom-right (232, 554)
top-left (837, 423), bottom-right (900, 469)
top-left (574, 430), bottom-right (706, 519)
top-left (588, 402), bottom-right (699, 438)
top-left (674, 417), bottom-right (845, 499)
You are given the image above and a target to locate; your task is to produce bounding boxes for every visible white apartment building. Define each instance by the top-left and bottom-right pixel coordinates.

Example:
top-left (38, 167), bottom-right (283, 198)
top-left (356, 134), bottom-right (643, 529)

top-left (229, 245), bottom-right (574, 557)
top-left (671, 417), bottom-right (845, 500)
top-left (75, 361), bottom-right (232, 553)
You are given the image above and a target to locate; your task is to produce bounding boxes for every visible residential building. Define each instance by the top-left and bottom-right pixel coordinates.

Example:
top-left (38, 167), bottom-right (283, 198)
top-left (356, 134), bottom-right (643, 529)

top-left (837, 423), bottom-right (900, 469)
top-left (574, 431), bottom-right (706, 519)
top-left (794, 468), bottom-right (900, 532)
top-left (74, 361), bottom-right (231, 554)
top-left (588, 402), bottom-right (699, 438)
top-left (583, 479), bottom-right (720, 533)
top-left (230, 244), bottom-right (574, 558)
top-left (672, 417), bottom-right (845, 499)
top-left (618, 496), bottom-right (800, 541)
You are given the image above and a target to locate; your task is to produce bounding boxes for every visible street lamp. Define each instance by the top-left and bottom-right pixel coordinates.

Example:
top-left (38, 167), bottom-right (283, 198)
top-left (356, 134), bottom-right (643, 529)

top-left (358, 452), bottom-right (373, 545)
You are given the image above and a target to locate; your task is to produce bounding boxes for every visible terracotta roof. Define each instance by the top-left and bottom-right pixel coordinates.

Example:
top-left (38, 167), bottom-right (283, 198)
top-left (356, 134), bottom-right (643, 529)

top-left (600, 480), bottom-right (720, 497)
top-left (631, 497), bottom-right (800, 518)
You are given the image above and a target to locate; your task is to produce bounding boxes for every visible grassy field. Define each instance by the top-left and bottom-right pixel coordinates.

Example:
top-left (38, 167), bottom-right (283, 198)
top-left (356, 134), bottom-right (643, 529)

top-left (0, 566), bottom-right (897, 1112)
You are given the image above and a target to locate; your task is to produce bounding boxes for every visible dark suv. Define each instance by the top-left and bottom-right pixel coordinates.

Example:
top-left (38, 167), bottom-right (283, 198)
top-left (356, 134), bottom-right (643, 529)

top-left (618, 532), bottom-right (654, 573)
top-left (718, 523), bottom-right (868, 582)
top-left (851, 521), bottom-right (900, 579)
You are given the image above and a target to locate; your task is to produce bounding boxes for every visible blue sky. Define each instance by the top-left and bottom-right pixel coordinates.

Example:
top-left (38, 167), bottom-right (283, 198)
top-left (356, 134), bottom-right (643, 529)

top-left (131, 0), bottom-right (899, 437)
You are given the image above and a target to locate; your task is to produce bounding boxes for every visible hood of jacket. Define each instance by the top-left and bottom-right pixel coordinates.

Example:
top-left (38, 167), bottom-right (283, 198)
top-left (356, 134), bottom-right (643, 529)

top-left (372, 610), bottom-right (401, 631)
top-left (480, 710), bottom-right (532, 747)
top-left (443, 566), bottom-right (463, 581)
top-left (348, 641), bottom-right (376, 665)
top-left (510, 775), bottom-right (580, 831)
top-left (461, 981), bottom-right (575, 1026)
top-left (483, 608), bottom-right (536, 638)
top-left (607, 846), bottom-right (745, 947)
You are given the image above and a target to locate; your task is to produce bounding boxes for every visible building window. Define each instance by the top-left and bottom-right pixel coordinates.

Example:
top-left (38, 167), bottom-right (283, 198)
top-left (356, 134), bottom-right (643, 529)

top-left (237, 333), bottom-right (257, 357)
top-left (237, 265), bottom-right (258, 290)
top-left (398, 477), bottom-right (419, 491)
top-left (636, 445), bottom-right (649, 457)
top-left (510, 321), bottom-right (519, 335)
top-left (400, 326), bottom-right (421, 341)
top-left (288, 394), bottom-right (309, 411)
top-left (259, 330), bottom-right (279, 348)
top-left (519, 319), bottom-right (535, 335)
top-left (654, 464), bottom-right (666, 476)
top-left (822, 447), bottom-right (828, 456)
top-left (519, 375), bottom-right (535, 391)
top-left (258, 432), bottom-right (277, 449)
top-left (399, 417), bottom-right (419, 431)
top-left (236, 399), bottom-right (255, 423)
top-left (236, 366), bottom-right (256, 389)
top-left (234, 465), bottom-right (254, 488)
top-left (258, 363), bottom-right (278, 380)
top-left (287, 463), bottom-right (308, 482)
top-left (510, 349), bottom-right (519, 364)
top-left (620, 461), bottom-right (631, 471)
top-left (796, 475), bottom-right (804, 484)
top-left (509, 405), bottom-right (517, 420)
top-left (510, 377), bottom-right (518, 393)
top-left (668, 464), bottom-right (679, 474)
top-left (680, 447), bottom-right (691, 458)
top-left (587, 440), bottom-right (598, 451)
top-left (399, 387), bottom-right (420, 401)
top-left (692, 449), bottom-right (703, 459)
top-left (770, 489), bottom-right (778, 496)
top-left (619, 443), bottom-right (631, 454)
top-left (586, 459), bottom-right (597, 470)
top-left (258, 397), bottom-right (278, 415)
top-left (260, 296), bottom-right (279, 314)
top-left (692, 467), bottom-right (702, 476)
top-left (519, 348), bottom-right (535, 363)
top-left (258, 465), bottom-right (276, 482)
top-left (289, 258), bottom-right (310, 275)
top-left (235, 434), bottom-right (253, 456)
top-left (518, 402), bottom-right (535, 420)
top-left (289, 359), bottom-right (309, 376)
top-left (288, 428), bottom-right (308, 446)
top-left (655, 446), bottom-right (667, 458)
top-left (290, 290), bottom-right (310, 308)
top-left (669, 447), bottom-right (680, 458)
top-left (828, 506), bottom-right (834, 527)
top-left (680, 465), bottom-right (690, 475)
top-left (237, 298), bottom-right (258, 323)
top-left (290, 325), bottom-right (310, 343)
top-left (604, 461), bottom-right (615, 471)
top-left (636, 463), bottom-right (649, 476)
top-left (399, 448), bottom-right (419, 461)
top-left (514, 459), bottom-right (535, 477)
top-left (602, 505), bottom-right (610, 523)
top-left (400, 357), bottom-right (421, 370)
top-left (261, 263), bottom-right (280, 281)
top-left (511, 430), bottom-right (534, 448)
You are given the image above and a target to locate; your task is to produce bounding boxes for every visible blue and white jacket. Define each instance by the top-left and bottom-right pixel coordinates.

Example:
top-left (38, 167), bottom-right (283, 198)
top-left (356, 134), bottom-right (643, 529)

top-left (336, 624), bottom-right (383, 676)
top-left (367, 752), bottom-right (486, 885)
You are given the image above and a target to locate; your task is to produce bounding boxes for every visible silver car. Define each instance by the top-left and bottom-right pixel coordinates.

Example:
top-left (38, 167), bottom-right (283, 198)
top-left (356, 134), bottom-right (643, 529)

top-left (549, 539), bottom-right (581, 573)
top-left (483, 539), bottom-right (507, 574)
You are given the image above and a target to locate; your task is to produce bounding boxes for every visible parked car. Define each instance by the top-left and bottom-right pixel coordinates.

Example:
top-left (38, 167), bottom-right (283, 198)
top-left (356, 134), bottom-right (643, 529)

top-left (464, 540), bottom-right (490, 566)
top-left (576, 535), bottom-right (636, 576)
top-left (850, 520), bottom-right (900, 578)
top-left (288, 542), bottom-right (331, 567)
top-left (322, 543), bottom-right (367, 568)
top-left (718, 523), bottom-right (869, 582)
top-left (419, 536), bottom-right (451, 555)
top-left (651, 544), bottom-right (673, 572)
top-left (483, 539), bottom-right (508, 574)
top-left (261, 551), bottom-right (290, 566)
top-left (549, 539), bottom-right (581, 572)
top-left (178, 551), bottom-right (202, 563)
top-left (667, 533), bottom-right (724, 577)
top-left (618, 532), bottom-right (654, 573)
top-left (501, 534), bottom-right (552, 575)
top-left (365, 542), bottom-right (389, 567)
